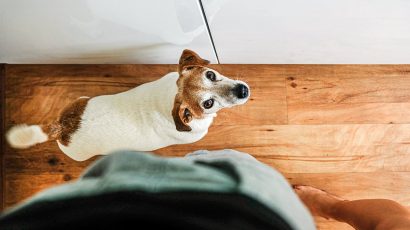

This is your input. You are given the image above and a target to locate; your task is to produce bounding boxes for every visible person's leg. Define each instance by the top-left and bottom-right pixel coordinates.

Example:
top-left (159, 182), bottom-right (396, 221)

top-left (294, 185), bottom-right (410, 230)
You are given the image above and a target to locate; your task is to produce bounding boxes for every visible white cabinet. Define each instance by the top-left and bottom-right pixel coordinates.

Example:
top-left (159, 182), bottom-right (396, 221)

top-left (1, 0), bottom-right (410, 64)
top-left (202, 0), bottom-right (410, 64)
top-left (0, 0), bottom-right (217, 64)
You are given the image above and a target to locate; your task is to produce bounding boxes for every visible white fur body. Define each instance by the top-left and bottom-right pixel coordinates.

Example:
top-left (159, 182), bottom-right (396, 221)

top-left (58, 72), bottom-right (214, 161)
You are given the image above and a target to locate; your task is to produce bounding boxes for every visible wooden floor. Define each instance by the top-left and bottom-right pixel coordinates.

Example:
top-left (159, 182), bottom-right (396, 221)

top-left (2, 64), bottom-right (410, 229)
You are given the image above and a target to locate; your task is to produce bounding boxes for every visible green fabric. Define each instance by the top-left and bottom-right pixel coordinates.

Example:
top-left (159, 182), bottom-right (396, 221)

top-left (2, 149), bottom-right (316, 230)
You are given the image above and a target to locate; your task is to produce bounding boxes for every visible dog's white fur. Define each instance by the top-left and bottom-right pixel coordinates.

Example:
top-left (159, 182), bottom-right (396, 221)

top-left (7, 73), bottom-right (214, 161)
top-left (59, 72), bottom-right (215, 161)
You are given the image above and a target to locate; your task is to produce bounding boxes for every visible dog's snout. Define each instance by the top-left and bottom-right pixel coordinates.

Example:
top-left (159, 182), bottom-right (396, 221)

top-left (234, 84), bottom-right (249, 99)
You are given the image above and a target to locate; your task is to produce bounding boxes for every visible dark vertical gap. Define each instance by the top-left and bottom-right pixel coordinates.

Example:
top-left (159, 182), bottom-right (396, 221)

top-left (198, 0), bottom-right (220, 64)
top-left (0, 64), bottom-right (5, 211)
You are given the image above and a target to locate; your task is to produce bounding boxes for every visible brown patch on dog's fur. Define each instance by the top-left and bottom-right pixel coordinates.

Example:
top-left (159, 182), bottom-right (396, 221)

top-left (42, 122), bottom-right (60, 141)
top-left (172, 72), bottom-right (208, 131)
top-left (178, 49), bottom-right (210, 74)
top-left (43, 97), bottom-right (90, 146)
top-left (172, 95), bottom-right (193, 132)
top-left (173, 50), bottom-right (210, 131)
top-left (178, 69), bottom-right (206, 115)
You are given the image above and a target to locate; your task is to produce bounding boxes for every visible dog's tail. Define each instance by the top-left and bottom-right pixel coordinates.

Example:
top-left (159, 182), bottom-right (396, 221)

top-left (6, 123), bottom-right (59, 149)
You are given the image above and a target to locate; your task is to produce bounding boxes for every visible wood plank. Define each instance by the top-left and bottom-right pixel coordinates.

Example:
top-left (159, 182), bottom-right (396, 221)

top-left (6, 124), bottom-right (410, 174)
top-left (4, 143), bottom-right (96, 174)
top-left (0, 64), bottom-right (5, 210)
top-left (286, 64), bottom-right (410, 124)
top-left (209, 65), bottom-right (287, 125)
top-left (159, 124), bottom-right (410, 173)
top-left (287, 71), bottom-right (410, 104)
top-left (288, 103), bottom-right (410, 124)
top-left (4, 173), bottom-right (81, 209)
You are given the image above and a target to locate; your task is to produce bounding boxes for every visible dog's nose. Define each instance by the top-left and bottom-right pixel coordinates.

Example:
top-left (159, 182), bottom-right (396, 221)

top-left (234, 84), bottom-right (249, 99)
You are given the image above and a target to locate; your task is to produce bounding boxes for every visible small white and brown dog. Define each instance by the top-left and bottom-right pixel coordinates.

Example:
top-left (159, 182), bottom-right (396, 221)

top-left (6, 50), bottom-right (250, 161)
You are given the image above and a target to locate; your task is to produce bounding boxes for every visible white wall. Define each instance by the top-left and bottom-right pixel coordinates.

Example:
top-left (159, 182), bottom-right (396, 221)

top-left (0, 0), bottom-right (217, 64)
top-left (1, 0), bottom-right (410, 64)
top-left (203, 0), bottom-right (410, 64)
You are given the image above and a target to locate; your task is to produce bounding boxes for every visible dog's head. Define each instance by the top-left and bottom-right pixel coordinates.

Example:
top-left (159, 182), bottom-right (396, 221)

top-left (172, 49), bottom-right (250, 132)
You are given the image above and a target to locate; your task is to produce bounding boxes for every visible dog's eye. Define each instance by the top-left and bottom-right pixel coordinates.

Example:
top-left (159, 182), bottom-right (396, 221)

top-left (206, 71), bottom-right (216, 81)
top-left (203, 99), bottom-right (214, 109)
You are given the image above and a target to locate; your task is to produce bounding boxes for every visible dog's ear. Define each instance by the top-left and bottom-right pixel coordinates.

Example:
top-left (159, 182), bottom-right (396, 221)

top-left (178, 49), bottom-right (210, 73)
top-left (172, 96), bottom-right (192, 132)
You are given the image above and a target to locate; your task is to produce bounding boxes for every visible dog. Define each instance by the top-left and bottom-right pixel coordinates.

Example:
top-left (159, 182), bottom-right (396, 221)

top-left (6, 49), bottom-right (250, 161)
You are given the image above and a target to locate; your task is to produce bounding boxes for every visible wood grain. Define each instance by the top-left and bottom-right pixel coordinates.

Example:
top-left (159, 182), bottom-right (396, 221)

top-left (3, 64), bottom-right (410, 230)
top-left (209, 65), bottom-right (287, 125)
top-left (4, 173), bottom-right (81, 207)
top-left (7, 124), bottom-right (410, 174)
top-left (286, 65), bottom-right (410, 124)
top-left (288, 102), bottom-right (410, 124)
top-left (0, 64), bottom-right (5, 210)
